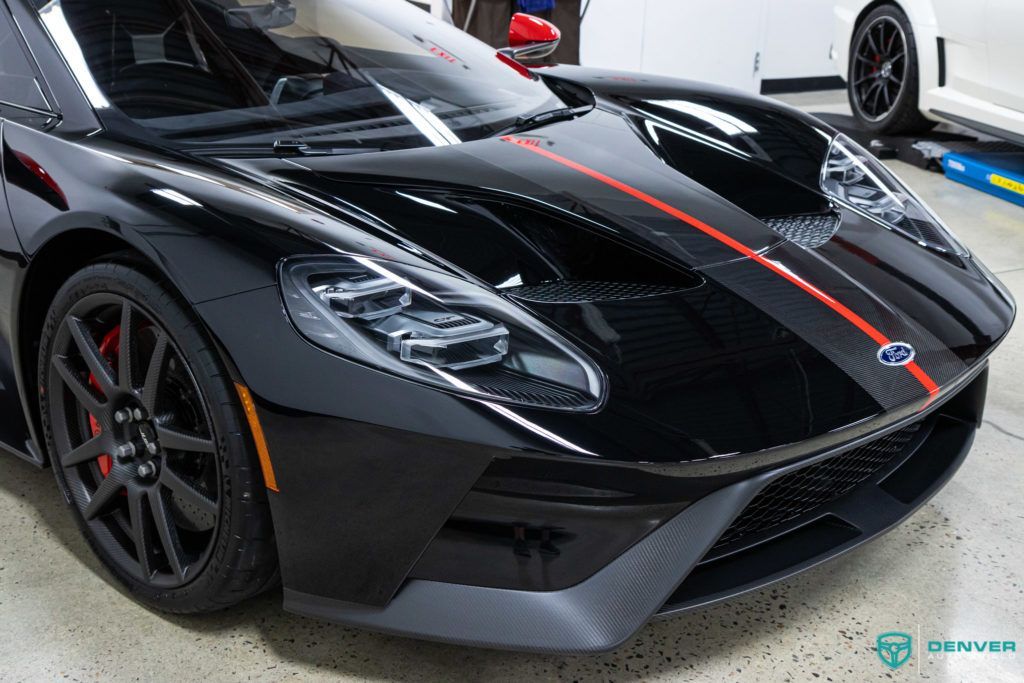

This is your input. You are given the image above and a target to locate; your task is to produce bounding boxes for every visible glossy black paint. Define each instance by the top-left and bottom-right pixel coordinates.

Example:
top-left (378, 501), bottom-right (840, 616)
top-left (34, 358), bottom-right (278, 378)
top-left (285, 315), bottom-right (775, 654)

top-left (0, 0), bottom-right (1015, 646)
top-left (283, 368), bottom-right (985, 653)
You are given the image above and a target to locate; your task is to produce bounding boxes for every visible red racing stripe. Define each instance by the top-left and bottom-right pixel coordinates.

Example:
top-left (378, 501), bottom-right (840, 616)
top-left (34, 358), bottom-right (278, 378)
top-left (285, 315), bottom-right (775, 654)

top-left (502, 135), bottom-right (940, 397)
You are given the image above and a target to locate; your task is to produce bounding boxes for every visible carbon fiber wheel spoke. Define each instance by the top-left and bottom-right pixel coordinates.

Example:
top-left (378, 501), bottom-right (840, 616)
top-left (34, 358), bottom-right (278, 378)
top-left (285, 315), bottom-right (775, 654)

top-left (52, 355), bottom-right (105, 416)
top-left (127, 488), bottom-right (156, 578)
top-left (68, 316), bottom-right (116, 395)
top-left (61, 434), bottom-right (106, 468)
top-left (118, 302), bottom-right (139, 392)
top-left (149, 488), bottom-right (187, 581)
top-left (84, 471), bottom-right (126, 520)
top-left (155, 423), bottom-right (215, 454)
top-left (141, 332), bottom-right (169, 415)
top-left (161, 466), bottom-right (217, 516)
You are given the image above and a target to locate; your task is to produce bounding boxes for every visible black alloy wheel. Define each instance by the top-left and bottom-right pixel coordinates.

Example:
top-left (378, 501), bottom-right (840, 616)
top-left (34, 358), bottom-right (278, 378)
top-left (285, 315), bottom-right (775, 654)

top-left (848, 6), bottom-right (935, 134)
top-left (48, 291), bottom-right (219, 587)
top-left (40, 259), bottom-right (277, 611)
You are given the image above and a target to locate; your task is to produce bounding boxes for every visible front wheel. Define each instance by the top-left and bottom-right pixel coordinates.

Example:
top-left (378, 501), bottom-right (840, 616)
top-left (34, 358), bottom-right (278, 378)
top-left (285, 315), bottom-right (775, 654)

top-left (39, 259), bottom-right (277, 612)
top-left (848, 5), bottom-right (936, 134)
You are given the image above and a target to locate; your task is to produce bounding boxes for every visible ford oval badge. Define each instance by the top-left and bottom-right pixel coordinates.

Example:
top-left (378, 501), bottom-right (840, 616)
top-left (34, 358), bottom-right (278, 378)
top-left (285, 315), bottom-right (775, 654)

top-left (878, 342), bottom-right (915, 367)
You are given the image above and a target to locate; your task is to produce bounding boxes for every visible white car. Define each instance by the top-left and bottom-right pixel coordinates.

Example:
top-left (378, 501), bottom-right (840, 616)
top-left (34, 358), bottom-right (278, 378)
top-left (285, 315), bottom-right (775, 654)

top-left (833, 1), bottom-right (1024, 142)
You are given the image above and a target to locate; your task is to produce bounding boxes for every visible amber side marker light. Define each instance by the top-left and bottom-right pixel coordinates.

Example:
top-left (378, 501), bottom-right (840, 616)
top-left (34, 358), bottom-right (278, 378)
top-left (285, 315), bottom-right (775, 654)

top-left (235, 383), bottom-right (279, 493)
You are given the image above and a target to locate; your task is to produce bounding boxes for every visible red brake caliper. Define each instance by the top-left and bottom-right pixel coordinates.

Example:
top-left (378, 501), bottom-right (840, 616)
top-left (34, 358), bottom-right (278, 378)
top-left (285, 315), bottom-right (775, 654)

top-left (89, 326), bottom-right (121, 477)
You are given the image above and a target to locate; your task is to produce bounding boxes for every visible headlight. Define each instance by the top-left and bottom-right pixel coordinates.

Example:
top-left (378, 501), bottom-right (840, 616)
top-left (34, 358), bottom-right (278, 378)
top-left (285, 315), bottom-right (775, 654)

top-left (821, 134), bottom-right (968, 256)
top-left (280, 255), bottom-right (606, 411)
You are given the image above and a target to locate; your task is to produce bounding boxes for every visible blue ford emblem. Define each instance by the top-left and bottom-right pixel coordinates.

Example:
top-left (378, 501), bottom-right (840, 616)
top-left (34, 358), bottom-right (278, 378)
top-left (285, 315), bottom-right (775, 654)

top-left (878, 342), bottom-right (915, 366)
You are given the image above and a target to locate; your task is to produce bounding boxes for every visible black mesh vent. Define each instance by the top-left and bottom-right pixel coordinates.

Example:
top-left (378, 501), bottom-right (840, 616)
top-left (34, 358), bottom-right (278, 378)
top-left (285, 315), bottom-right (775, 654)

top-left (504, 280), bottom-right (686, 304)
top-left (713, 421), bottom-right (923, 550)
top-left (896, 215), bottom-right (947, 248)
top-left (764, 213), bottom-right (840, 249)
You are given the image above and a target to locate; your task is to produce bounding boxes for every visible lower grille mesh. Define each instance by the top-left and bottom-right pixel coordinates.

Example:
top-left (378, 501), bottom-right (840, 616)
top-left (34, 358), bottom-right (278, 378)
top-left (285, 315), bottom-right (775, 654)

top-left (712, 421), bottom-right (923, 550)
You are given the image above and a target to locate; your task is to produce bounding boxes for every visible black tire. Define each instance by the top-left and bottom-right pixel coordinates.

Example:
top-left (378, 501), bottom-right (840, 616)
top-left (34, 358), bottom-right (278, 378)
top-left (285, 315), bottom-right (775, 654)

top-left (38, 258), bottom-right (277, 613)
top-left (848, 4), bottom-right (936, 135)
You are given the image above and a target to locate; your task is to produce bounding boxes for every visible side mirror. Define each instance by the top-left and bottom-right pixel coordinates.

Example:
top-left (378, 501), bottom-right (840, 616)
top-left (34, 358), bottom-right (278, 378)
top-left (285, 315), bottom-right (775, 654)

top-left (501, 12), bottom-right (561, 62)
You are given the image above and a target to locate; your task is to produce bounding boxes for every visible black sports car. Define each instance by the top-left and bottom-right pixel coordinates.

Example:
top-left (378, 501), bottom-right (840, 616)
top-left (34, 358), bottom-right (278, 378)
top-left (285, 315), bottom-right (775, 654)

top-left (0, 0), bottom-right (1014, 654)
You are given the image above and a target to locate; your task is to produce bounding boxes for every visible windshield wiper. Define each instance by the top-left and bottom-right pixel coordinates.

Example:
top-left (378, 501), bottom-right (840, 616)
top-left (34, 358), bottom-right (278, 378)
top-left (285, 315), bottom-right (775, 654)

top-left (493, 106), bottom-right (592, 137)
top-left (187, 140), bottom-right (378, 157)
top-left (271, 139), bottom-right (355, 156)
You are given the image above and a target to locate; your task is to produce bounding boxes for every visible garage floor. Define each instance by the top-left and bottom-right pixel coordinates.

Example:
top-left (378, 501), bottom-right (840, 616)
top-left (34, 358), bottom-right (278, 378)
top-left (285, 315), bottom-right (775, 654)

top-left (2, 93), bottom-right (1022, 682)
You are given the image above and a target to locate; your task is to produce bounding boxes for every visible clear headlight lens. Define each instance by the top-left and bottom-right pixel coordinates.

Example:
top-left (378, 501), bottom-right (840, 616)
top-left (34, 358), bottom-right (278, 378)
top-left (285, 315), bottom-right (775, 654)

top-left (280, 256), bottom-right (606, 411)
top-left (821, 134), bottom-right (968, 256)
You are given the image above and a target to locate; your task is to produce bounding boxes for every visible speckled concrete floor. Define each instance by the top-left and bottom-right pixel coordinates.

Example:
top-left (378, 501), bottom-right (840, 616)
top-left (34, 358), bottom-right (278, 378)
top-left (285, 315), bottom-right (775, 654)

top-left (2, 94), bottom-right (1023, 682)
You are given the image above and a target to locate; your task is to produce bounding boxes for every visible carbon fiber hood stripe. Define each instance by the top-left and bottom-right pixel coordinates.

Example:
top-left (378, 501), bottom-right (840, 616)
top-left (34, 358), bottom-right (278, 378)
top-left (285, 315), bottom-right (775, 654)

top-left (502, 135), bottom-right (956, 410)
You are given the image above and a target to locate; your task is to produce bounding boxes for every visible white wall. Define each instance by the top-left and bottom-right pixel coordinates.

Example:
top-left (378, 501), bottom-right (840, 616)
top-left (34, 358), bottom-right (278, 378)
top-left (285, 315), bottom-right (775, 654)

top-left (760, 0), bottom-right (837, 80)
top-left (580, 1), bottom-right (767, 91)
top-left (578, 0), bottom-right (648, 72)
top-left (579, 0), bottom-right (837, 92)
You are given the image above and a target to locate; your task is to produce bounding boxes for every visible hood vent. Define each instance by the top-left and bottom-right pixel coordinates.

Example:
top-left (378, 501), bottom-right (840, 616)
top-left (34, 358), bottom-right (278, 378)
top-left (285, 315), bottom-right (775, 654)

top-left (763, 213), bottom-right (840, 249)
top-left (331, 185), bottom-right (703, 296)
top-left (503, 280), bottom-right (687, 304)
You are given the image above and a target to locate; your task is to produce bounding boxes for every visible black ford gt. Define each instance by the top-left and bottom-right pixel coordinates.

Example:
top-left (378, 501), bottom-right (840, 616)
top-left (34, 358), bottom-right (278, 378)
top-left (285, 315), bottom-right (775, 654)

top-left (0, 0), bottom-right (1014, 654)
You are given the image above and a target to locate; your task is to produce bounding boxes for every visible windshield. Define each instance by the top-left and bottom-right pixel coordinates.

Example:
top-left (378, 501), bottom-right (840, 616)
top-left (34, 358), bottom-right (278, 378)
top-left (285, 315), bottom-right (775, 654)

top-left (37, 0), bottom-right (566, 152)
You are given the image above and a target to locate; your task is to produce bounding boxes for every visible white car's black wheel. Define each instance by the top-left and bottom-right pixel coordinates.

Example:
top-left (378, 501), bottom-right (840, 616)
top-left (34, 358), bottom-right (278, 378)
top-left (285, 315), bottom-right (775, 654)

top-left (848, 5), bottom-right (936, 134)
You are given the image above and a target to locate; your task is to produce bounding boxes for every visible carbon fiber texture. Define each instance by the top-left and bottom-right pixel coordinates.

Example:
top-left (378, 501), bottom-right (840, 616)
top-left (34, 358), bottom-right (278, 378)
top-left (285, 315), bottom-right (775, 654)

top-left (284, 395), bottom-right (978, 653)
top-left (284, 479), bottom-right (762, 654)
top-left (699, 242), bottom-right (967, 410)
top-left (504, 280), bottom-right (686, 303)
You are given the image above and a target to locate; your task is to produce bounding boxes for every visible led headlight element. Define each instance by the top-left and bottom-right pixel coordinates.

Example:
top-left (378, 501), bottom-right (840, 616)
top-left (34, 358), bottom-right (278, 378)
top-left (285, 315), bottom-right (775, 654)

top-left (281, 256), bottom-right (605, 411)
top-left (369, 307), bottom-right (510, 371)
top-left (821, 134), bottom-right (968, 256)
top-left (312, 269), bottom-right (412, 321)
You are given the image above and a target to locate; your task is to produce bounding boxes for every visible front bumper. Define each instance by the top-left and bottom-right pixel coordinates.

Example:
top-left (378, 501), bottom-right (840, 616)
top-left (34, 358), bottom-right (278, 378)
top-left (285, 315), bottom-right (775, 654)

top-left (280, 366), bottom-right (985, 653)
top-left (193, 251), bottom-right (1005, 654)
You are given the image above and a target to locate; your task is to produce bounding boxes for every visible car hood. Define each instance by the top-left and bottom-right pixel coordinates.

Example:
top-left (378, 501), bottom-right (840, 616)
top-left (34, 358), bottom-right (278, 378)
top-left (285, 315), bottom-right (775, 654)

top-left (213, 94), bottom-right (1013, 461)
top-left (261, 107), bottom-right (821, 272)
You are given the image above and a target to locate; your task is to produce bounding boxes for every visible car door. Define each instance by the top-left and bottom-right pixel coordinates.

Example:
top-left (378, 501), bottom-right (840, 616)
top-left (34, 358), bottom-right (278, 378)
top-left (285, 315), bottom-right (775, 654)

top-left (930, 0), bottom-right (989, 101)
top-left (0, 2), bottom-right (59, 463)
top-left (985, 0), bottom-right (1024, 113)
